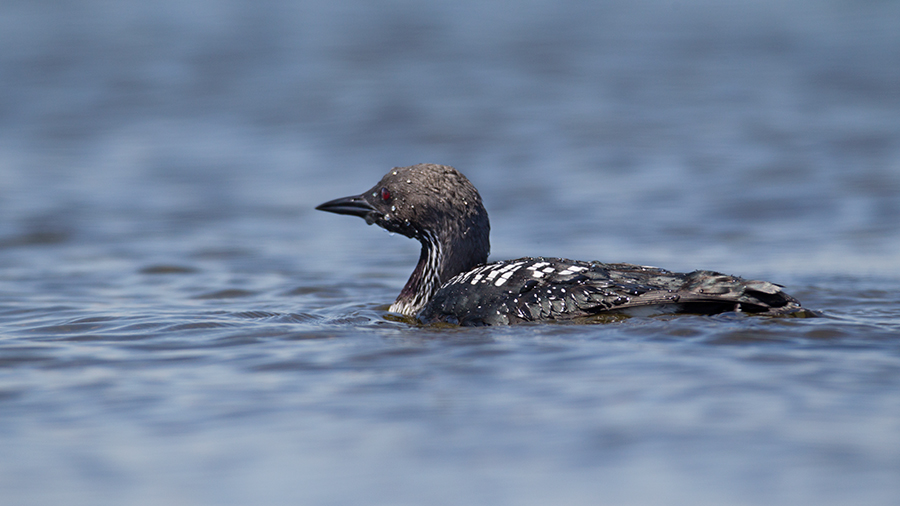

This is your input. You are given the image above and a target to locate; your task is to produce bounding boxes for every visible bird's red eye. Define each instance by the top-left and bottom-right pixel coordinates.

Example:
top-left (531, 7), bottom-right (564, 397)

top-left (380, 187), bottom-right (391, 202)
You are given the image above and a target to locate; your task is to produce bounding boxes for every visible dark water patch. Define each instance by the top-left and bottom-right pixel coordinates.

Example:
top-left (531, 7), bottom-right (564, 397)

top-left (742, 352), bottom-right (809, 365)
top-left (279, 330), bottom-right (356, 341)
top-left (219, 310), bottom-right (327, 326)
top-left (278, 312), bottom-right (322, 323)
top-left (193, 289), bottom-right (257, 300)
top-left (329, 315), bottom-right (379, 325)
top-left (659, 326), bottom-right (705, 339)
top-left (26, 322), bottom-right (110, 335)
top-left (114, 321), bottom-right (170, 333)
top-left (803, 326), bottom-right (852, 340)
top-left (190, 248), bottom-right (255, 260)
top-left (319, 306), bottom-right (392, 327)
top-left (0, 230), bottom-right (70, 248)
top-left (0, 305), bottom-right (80, 318)
top-left (0, 389), bottom-right (24, 401)
top-left (230, 310), bottom-right (282, 319)
top-left (0, 353), bottom-right (54, 368)
top-left (454, 345), bottom-right (516, 359)
top-left (250, 359), bottom-right (338, 372)
top-left (706, 328), bottom-right (796, 345)
top-left (347, 346), bottom-right (432, 364)
top-left (151, 354), bottom-right (209, 364)
top-left (139, 264), bottom-right (198, 275)
top-left (57, 333), bottom-right (157, 343)
top-left (36, 356), bottom-right (123, 370)
top-left (209, 325), bottom-right (341, 346)
top-left (286, 285), bottom-right (345, 297)
top-left (161, 321), bottom-right (237, 331)
top-left (67, 316), bottom-right (121, 325)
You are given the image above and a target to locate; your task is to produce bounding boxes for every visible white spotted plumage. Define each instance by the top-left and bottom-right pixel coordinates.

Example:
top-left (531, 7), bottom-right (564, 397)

top-left (557, 265), bottom-right (587, 276)
top-left (317, 164), bottom-right (804, 325)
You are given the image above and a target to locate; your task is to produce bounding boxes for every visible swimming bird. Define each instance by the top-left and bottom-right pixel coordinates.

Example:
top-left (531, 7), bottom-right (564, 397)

top-left (316, 163), bottom-right (804, 326)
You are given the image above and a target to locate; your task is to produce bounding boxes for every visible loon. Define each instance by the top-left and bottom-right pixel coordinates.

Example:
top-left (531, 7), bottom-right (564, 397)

top-left (316, 163), bottom-right (804, 326)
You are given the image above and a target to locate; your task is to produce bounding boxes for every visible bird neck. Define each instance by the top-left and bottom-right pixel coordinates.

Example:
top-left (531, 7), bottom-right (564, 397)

top-left (390, 230), bottom-right (444, 317)
top-left (389, 223), bottom-right (490, 317)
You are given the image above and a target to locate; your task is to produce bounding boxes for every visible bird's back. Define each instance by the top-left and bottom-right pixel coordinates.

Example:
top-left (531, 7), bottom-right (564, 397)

top-left (418, 257), bottom-right (803, 326)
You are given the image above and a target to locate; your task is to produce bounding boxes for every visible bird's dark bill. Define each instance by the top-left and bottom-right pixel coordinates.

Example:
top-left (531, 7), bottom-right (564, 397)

top-left (315, 194), bottom-right (376, 218)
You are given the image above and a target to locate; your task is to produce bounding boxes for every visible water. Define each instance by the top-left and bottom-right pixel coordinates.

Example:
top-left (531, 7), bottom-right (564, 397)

top-left (2, 1), bottom-right (900, 504)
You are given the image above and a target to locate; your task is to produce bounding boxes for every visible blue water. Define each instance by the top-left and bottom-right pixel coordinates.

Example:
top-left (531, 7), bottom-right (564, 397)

top-left (2, 1), bottom-right (900, 504)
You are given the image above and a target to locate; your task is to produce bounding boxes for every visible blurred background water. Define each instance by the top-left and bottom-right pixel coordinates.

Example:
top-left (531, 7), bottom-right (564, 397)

top-left (1, 1), bottom-right (899, 505)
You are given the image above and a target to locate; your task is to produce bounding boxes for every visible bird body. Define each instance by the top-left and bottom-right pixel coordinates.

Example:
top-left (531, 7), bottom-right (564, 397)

top-left (316, 164), bottom-right (804, 326)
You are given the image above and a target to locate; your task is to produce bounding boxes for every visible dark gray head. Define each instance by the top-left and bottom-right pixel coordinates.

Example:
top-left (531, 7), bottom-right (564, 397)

top-left (316, 163), bottom-right (491, 316)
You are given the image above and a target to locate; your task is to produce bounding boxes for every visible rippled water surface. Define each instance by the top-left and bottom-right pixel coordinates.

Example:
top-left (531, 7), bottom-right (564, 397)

top-left (2, 1), bottom-right (900, 505)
